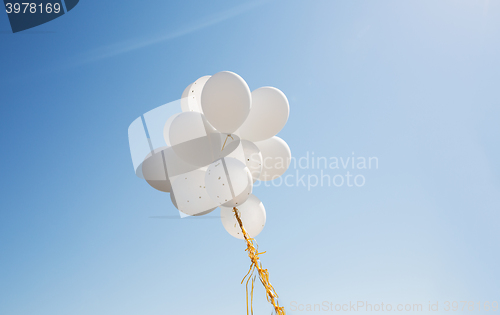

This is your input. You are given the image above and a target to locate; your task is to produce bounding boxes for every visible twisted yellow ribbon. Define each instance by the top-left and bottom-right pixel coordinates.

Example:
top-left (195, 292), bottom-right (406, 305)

top-left (232, 207), bottom-right (286, 315)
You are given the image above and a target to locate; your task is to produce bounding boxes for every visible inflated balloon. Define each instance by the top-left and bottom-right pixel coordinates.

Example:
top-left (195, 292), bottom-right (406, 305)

top-left (171, 169), bottom-right (218, 216)
top-left (205, 157), bottom-right (252, 207)
top-left (128, 71), bottom-right (291, 315)
top-left (162, 112), bottom-right (181, 146)
top-left (220, 194), bottom-right (266, 239)
top-left (166, 111), bottom-right (221, 166)
top-left (180, 83), bottom-right (193, 112)
top-left (181, 75), bottom-right (211, 113)
top-left (168, 111), bottom-right (215, 145)
top-left (201, 71), bottom-right (251, 134)
top-left (255, 136), bottom-right (291, 181)
top-left (241, 140), bottom-right (263, 182)
top-left (170, 188), bottom-right (216, 216)
top-left (141, 147), bottom-right (171, 192)
top-left (170, 189), bottom-right (177, 207)
top-left (237, 87), bottom-right (289, 142)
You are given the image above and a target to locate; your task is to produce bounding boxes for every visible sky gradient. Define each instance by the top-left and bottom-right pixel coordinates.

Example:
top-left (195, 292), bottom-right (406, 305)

top-left (1, 1), bottom-right (499, 314)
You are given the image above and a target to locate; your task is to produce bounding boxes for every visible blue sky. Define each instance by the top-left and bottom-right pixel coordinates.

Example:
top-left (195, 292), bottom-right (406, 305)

top-left (0, 0), bottom-right (499, 314)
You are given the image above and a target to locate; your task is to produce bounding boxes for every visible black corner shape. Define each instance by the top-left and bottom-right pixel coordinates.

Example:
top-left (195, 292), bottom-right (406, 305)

top-left (64, 0), bottom-right (78, 12)
top-left (4, 0), bottom-right (79, 33)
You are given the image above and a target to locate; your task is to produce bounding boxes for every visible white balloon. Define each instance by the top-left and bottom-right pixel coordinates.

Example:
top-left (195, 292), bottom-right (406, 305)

top-left (237, 87), bottom-right (289, 142)
top-left (171, 169), bottom-right (218, 216)
top-left (220, 194), bottom-right (266, 239)
top-left (141, 147), bottom-right (171, 192)
top-left (168, 111), bottom-right (215, 145)
top-left (170, 189), bottom-right (177, 207)
top-left (180, 83), bottom-right (193, 112)
top-left (201, 71), bottom-right (251, 134)
top-left (165, 111), bottom-right (221, 166)
top-left (255, 136), bottom-right (291, 181)
top-left (162, 112), bottom-right (181, 146)
top-left (241, 140), bottom-right (262, 182)
top-left (170, 189), bottom-right (215, 216)
top-left (181, 75), bottom-right (211, 113)
top-left (224, 139), bottom-right (246, 163)
top-left (205, 157), bottom-right (252, 207)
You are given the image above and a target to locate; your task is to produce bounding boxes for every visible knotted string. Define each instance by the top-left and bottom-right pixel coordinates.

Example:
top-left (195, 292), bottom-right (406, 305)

top-left (232, 207), bottom-right (286, 315)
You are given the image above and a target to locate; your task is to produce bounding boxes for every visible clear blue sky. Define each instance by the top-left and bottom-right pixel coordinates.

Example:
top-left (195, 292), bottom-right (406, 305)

top-left (1, 1), bottom-right (499, 314)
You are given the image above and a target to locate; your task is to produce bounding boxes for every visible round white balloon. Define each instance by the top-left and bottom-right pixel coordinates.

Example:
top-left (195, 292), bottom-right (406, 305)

top-left (141, 147), bottom-right (171, 192)
top-left (180, 82), bottom-right (193, 112)
top-left (241, 140), bottom-right (262, 182)
top-left (255, 136), bottom-right (291, 181)
top-left (205, 157), bottom-right (252, 207)
top-left (163, 112), bottom-right (182, 146)
top-left (237, 87), bottom-right (289, 142)
top-left (170, 189), bottom-right (216, 216)
top-left (171, 169), bottom-right (218, 216)
top-left (165, 111), bottom-right (222, 166)
top-left (220, 194), bottom-right (266, 239)
top-left (168, 111), bottom-right (216, 145)
top-left (201, 71), bottom-right (251, 134)
top-left (181, 75), bottom-right (211, 113)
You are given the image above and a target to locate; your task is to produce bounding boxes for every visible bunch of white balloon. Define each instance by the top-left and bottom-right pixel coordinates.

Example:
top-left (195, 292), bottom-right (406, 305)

top-left (141, 71), bottom-right (291, 239)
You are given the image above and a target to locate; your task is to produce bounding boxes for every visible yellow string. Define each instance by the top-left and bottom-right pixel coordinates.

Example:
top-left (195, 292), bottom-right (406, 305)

top-left (221, 134), bottom-right (234, 151)
top-left (233, 207), bottom-right (286, 315)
